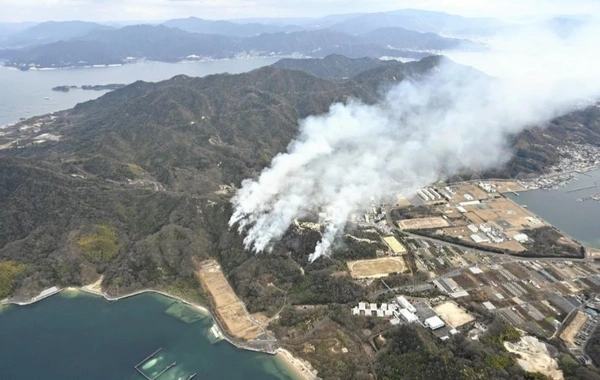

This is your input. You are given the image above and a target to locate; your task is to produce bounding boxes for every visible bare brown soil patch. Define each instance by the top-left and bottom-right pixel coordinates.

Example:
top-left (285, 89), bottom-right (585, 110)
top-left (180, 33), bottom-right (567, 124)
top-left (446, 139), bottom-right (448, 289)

top-left (398, 217), bottom-right (449, 230)
top-left (434, 302), bottom-right (474, 328)
top-left (196, 260), bottom-right (264, 340)
top-left (560, 311), bottom-right (587, 346)
top-left (347, 257), bottom-right (408, 278)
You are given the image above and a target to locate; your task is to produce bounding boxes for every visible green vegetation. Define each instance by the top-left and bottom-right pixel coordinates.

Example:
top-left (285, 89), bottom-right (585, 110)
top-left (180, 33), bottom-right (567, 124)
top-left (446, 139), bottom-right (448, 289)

top-left (375, 324), bottom-right (526, 380)
top-left (0, 261), bottom-right (25, 299)
top-left (524, 372), bottom-right (552, 380)
top-left (485, 353), bottom-right (514, 370)
top-left (483, 319), bottom-right (521, 347)
top-left (76, 225), bottom-right (121, 261)
top-left (520, 227), bottom-right (584, 258)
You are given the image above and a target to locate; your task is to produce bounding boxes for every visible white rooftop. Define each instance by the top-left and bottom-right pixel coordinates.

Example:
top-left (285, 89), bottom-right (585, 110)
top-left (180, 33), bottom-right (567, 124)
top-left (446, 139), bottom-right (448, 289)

top-left (425, 316), bottom-right (445, 330)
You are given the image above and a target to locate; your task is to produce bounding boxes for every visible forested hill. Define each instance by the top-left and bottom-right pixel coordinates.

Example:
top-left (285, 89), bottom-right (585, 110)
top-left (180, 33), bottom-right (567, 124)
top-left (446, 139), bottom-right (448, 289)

top-left (0, 56), bottom-right (448, 301)
top-left (2, 55), bottom-right (600, 302)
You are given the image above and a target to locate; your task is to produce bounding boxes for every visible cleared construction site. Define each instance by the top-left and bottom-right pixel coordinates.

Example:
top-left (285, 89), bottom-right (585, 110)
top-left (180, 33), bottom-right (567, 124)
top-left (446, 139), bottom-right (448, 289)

top-left (196, 260), bottom-right (264, 341)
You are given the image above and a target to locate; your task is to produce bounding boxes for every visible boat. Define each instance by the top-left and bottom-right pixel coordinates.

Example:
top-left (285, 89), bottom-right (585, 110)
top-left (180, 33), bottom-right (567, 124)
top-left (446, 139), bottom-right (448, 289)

top-left (43, 97), bottom-right (50, 100)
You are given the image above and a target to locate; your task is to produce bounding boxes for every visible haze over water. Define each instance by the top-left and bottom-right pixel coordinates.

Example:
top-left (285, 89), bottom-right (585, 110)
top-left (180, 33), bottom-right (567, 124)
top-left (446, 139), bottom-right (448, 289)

top-left (0, 58), bottom-right (278, 126)
top-left (0, 291), bottom-right (297, 380)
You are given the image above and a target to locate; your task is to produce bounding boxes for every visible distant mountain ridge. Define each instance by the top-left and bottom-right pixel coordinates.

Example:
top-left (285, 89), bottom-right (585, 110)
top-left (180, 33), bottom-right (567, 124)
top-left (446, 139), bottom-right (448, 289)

top-left (163, 16), bottom-right (302, 36)
top-left (2, 21), bottom-right (115, 48)
top-left (2, 23), bottom-right (475, 69)
top-left (0, 8), bottom-right (509, 69)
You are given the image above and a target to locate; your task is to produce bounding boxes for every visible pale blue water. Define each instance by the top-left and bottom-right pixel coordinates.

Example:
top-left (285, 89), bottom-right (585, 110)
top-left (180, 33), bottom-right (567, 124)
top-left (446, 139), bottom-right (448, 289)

top-left (506, 169), bottom-right (600, 248)
top-left (0, 58), bottom-right (278, 126)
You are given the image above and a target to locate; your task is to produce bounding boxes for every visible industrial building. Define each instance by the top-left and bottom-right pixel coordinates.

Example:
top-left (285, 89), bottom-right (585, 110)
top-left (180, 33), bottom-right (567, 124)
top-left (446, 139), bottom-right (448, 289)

top-left (513, 233), bottom-right (529, 243)
top-left (471, 234), bottom-right (490, 243)
top-left (398, 308), bottom-right (419, 323)
top-left (395, 296), bottom-right (416, 313)
top-left (425, 316), bottom-right (446, 330)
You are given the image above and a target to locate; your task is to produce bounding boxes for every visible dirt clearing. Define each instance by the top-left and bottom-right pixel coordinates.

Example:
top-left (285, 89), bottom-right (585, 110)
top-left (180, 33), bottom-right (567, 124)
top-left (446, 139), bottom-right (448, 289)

top-left (560, 311), bottom-right (587, 346)
top-left (347, 257), bottom-right (408, 278)
top-left (505, 336), bottom-right (563, 380)
top-left (196, 260), bottom-right (264, 340)
top-left (434, 301), bottom-right (474, 328)
top-left (397, 217), bottom-right (449, 230)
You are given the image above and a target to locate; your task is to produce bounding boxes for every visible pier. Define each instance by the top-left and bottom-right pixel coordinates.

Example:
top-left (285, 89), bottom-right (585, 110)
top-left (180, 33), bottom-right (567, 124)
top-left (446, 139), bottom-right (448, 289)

top-left (152, 362), bottom-right (177, 379)
top-left (565, 182), bottom-right (598, 193)
top-left (135, 348), bottom-right (163, 369)
top-left (134, 349), bottom-right (197, 380)
top-left (134, 348), bottom-right (177, 380)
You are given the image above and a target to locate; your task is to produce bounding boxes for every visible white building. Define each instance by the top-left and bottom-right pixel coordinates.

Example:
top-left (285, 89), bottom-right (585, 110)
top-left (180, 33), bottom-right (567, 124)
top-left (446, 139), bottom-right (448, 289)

top-left (467, 224), bottom-right (479, 233)
top-left (396, 296), bottom-right (416, 313)
top-left (399, 308), bottom-right (419, 323)
top-left (418, 190), bottom-right (431, 201)
top-left (513, 233), bottom-right (529, 243)
top-left (471, 234), bottom-right (490, 243)
top-left (479, 224), bottom-right (492, 233)
top-left (425, 316), bottom-right (445, 330)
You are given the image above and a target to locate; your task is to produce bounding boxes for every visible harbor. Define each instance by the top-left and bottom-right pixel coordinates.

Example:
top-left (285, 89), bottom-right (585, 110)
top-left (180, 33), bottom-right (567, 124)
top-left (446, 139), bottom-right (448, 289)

top-left (0, 290), bottom-right (301, 380)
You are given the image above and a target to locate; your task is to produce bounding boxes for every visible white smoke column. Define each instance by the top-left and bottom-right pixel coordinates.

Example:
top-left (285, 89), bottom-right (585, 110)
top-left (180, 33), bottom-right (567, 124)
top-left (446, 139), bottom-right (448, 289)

top-left (230, 20), bottom-right (600, 261)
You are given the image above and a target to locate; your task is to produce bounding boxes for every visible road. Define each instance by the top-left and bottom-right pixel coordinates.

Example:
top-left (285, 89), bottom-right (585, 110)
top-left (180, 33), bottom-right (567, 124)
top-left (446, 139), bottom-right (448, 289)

top-left (384, 205), bottom-right (590, 263)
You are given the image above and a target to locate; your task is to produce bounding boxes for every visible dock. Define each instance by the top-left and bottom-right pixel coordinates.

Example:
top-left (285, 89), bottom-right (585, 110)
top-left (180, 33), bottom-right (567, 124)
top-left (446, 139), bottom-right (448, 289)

top-left (134, 348), bottom-right (177, 380)
top-left (134, 348), bottom-right (197, 380)
top-left (565, 182), bottom-right (597, 193)
top-left (153, 362), bottom-right (177, 379)
top-left (135, 347), bottom-right (163, 369)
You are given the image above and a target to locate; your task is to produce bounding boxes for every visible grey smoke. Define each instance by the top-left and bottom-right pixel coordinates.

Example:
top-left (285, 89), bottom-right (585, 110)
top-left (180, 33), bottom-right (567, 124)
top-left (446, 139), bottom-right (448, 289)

top-left (229, 20), bottom-right (600, 262)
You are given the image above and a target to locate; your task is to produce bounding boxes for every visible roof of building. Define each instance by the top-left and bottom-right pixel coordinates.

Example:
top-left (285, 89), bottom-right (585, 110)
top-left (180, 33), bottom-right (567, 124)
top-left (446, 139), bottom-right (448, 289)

top-left (425, 316), bottom-right (445, 330)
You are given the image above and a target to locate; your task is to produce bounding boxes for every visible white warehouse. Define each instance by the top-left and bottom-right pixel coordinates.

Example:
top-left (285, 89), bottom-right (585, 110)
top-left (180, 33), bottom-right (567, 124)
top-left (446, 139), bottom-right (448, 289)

top-left (395, 296), bottom-right (416, 313)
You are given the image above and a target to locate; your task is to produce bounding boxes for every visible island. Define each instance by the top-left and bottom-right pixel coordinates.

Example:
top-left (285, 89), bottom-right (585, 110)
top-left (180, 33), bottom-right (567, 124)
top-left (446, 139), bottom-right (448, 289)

top-left (52, 84), bottom-right (126, 92)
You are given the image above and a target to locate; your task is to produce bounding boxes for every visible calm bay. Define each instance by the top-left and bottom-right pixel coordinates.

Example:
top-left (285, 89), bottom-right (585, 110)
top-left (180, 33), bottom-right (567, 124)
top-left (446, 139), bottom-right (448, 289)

top-left (0, 291), bottom-right (297, 379)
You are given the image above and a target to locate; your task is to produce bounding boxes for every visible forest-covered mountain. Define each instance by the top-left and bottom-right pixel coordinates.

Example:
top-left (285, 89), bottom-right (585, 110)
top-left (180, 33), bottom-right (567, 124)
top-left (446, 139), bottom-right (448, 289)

top-left (2, 55), bottom-right (600, 299)
top-left (2, 54), bottom-right (600, 379)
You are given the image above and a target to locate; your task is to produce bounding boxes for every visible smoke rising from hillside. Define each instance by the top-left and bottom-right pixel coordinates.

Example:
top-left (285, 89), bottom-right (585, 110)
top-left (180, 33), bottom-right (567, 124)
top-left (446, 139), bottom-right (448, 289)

top-left (230, 21), bottom-right (600, 261)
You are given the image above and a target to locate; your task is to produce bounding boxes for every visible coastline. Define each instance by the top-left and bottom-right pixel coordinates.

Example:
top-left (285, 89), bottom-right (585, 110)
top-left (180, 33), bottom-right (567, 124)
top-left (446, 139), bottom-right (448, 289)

top-left (275, 348), bottom-right (317, 380)
top-left (1, 285), bottom-right (315, 380)
top-left (3, 55), bottom-right (290, 72)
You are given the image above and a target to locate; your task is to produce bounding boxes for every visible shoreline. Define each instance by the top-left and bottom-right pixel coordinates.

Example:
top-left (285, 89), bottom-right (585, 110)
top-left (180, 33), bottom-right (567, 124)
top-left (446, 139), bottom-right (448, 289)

top-left (275, 348), bottom-right (317, 380)
top-left (1, 285), bottom-right (315, 380)
top-left (3, 55), bottom-right (289, 72)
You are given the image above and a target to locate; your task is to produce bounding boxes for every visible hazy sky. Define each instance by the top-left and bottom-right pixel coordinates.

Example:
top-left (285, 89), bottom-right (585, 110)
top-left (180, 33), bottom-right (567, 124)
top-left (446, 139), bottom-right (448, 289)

top-left (2, 0), bottom-right (599, 23)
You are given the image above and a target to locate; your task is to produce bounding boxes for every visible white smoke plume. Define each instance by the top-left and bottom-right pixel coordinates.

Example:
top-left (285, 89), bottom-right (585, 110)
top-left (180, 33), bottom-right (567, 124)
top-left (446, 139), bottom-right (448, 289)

top-left (230, 18), bottom-right (600, 262)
